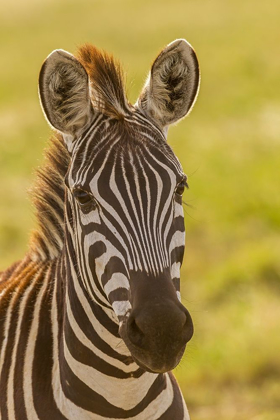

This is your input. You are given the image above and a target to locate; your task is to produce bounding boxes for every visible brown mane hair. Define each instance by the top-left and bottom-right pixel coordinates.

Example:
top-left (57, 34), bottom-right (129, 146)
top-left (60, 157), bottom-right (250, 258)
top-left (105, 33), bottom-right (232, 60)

top-left (29, 134), bottom-right (69, 261)
top-left (77, 44), bottom-right (130, 120)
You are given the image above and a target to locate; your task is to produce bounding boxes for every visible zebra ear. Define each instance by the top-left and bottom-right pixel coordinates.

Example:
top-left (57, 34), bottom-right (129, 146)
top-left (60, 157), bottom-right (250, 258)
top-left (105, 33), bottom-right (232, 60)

top-left (39, 49), bottom-right (94, 150)
top-left (136, 39), bottom-right (200, 130)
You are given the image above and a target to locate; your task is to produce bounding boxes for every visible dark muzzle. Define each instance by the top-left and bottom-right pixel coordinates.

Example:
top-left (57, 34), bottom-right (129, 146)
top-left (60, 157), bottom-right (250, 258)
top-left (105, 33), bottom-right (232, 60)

top-left (119, 272), bottom-right (193, 373)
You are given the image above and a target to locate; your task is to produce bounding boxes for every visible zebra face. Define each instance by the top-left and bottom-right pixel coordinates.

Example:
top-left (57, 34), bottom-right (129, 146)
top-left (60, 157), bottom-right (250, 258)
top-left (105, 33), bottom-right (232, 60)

top-left (39, 39), bottom-right (200, 373)
top-left (65, 117), bottom-right (193, 373)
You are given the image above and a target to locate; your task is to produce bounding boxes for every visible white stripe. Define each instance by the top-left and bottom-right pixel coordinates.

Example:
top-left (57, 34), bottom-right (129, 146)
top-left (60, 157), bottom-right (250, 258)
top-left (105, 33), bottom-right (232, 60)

top-left (23, 265), bottom-right (51, 420)
top-left (112, 300), bottom-right (131, 317)
top-left (174, 200), bottom-right (184, 218)
top-left (169, 230), bottom-right (185, 254)
top-left (7, 267), bottom-right (44, 419)
top-left (104, 272), bottom-right (130, 296)
top-left (171, 261), bottom-right (181, 279)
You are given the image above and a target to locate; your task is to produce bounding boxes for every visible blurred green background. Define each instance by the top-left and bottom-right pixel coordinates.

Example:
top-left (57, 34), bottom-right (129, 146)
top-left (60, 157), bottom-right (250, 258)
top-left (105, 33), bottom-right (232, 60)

top-left (0, 0), bottom-right (279, 418)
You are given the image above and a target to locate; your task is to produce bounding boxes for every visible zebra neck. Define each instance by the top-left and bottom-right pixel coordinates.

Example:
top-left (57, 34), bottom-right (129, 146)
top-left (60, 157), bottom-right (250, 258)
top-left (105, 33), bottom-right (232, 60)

top-left (51, 253), bottom-right (174, 416)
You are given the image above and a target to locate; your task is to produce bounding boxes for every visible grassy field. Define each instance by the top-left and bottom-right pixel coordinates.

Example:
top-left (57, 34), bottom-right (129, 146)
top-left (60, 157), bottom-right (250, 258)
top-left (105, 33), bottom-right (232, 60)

top-left (0, 0), bottom-right (280, 418)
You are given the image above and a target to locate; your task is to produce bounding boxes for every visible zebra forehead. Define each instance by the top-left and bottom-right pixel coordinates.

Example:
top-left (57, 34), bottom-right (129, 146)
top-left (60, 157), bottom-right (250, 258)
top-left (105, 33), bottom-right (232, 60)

top-left (69, 116), bottom-right (184, 184)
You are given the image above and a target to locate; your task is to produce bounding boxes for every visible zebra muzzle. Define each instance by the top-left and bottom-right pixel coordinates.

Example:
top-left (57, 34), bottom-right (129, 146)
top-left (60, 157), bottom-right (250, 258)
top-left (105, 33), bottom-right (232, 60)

top-left (119, 295), bottom-right (193, 373)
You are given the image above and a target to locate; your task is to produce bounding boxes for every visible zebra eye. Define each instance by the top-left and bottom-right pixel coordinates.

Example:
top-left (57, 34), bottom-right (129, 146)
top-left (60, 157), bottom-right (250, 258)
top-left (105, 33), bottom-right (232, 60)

top-left (72, 187), bottom-right (96, 209)
top-left (176, 180), bottom-right (186, 196)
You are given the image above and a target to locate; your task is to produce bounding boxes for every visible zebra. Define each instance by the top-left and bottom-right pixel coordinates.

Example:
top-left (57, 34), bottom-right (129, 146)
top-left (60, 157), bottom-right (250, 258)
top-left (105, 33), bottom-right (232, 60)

top-left (0, 39), bottom-right (200, 419)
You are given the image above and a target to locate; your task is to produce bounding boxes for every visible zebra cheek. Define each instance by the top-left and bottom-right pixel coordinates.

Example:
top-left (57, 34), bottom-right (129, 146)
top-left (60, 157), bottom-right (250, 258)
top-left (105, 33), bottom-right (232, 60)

top-left (80, 208), bottom-right (101, 225)
top-left (102, 272), bottom-right (132, 319)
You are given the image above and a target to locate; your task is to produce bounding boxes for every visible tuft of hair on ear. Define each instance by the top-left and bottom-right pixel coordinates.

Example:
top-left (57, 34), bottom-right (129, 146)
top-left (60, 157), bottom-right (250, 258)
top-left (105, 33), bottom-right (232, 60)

top-left (39, 49), bottom-right (93, 137)
top-left (153, 52), bottom-right (189, 113)
top-left (77, 44), bottom-right (130, 120)
top-left (137, 39), bottom-right (200, 128)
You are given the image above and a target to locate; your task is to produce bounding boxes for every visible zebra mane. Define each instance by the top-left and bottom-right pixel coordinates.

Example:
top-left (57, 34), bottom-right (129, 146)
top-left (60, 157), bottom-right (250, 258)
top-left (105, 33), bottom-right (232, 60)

top-left (77, 44), bottom-right (130, 120)
top-left (29, 134), bottom-right (69, 261)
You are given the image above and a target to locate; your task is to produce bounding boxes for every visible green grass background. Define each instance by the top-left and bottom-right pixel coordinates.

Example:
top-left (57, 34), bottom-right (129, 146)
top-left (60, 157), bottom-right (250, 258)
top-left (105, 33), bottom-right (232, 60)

top-left (0, 0), bottom-right (279, 418)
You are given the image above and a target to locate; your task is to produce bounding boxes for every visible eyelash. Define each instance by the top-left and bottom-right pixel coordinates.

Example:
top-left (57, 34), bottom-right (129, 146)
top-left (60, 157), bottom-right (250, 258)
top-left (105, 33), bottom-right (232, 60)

top-left (175, 178), bottom-right (189, 196)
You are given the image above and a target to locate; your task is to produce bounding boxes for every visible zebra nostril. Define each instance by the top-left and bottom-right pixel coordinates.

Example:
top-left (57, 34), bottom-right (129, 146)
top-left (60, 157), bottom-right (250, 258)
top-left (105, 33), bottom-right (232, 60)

top-left (127, 316), bottom-right (145, 347)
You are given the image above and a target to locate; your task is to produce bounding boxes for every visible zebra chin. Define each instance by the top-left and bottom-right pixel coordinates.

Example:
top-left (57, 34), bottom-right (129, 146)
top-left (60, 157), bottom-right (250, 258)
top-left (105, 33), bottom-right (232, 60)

top-left (120, 335), bottom-right (187, 374)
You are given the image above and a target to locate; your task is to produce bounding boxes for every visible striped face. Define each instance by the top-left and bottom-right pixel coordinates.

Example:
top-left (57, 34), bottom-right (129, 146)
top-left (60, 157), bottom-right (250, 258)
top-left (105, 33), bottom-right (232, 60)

top-left (65, 114), bottom-right (186, 316)
top-left (64, 112), bottom-right (192, 372)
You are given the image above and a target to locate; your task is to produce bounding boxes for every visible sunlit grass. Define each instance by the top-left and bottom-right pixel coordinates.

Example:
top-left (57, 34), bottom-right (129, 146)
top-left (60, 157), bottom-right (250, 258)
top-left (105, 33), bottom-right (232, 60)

top-left (0, 0), bottom-right (279, 418)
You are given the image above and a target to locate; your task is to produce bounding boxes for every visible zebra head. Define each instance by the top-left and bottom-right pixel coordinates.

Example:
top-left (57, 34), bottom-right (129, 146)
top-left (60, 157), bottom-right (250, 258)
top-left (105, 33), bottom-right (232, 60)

top-left (39, 40), bottom-right (200, 373)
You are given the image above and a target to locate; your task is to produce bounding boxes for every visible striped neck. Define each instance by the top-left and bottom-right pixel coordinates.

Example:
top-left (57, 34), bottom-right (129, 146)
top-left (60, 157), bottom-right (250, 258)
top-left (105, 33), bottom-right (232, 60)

top-left (49, 250), bottom-right (177, 418)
